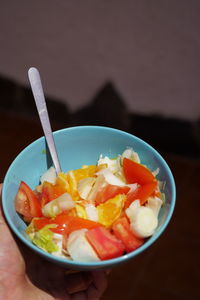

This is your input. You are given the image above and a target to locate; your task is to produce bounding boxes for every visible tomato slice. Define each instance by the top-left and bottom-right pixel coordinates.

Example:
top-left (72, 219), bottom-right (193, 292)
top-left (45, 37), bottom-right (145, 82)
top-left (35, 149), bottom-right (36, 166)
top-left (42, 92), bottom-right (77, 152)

top-left (85, 226), bottom-right (125, 260)
top-left (32, 215), bottom-right (70, 234)
top-left (15, 181), bottom-right (42, 220)
top-left (40, 182), bottom-right (56, 207)
top-left (95, 184), bottom-right (130, 205)
top-left (54, 214), bottom-right (101, 235)
top-left (32, 217), bottom-right (52, 230)
top-left (40, 181), bottom-right (69, 207)
top-left (112, 217), bottom-right (144, 252)
top-left (32, 212), bottom-right (100, 235)
top-left (125, 181), bottom-right (158, 208)
top-left (123, 158), bottom-right (155, 185)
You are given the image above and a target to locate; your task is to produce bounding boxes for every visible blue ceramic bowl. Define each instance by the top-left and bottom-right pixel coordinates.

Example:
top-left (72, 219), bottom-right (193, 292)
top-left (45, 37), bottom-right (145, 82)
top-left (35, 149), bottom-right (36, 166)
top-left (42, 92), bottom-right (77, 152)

top-left (2, 126), bottom-right (176, 270)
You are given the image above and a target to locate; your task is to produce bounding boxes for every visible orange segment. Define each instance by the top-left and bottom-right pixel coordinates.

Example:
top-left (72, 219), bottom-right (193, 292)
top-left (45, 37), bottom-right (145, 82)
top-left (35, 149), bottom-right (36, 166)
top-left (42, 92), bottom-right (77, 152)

top-left (97, 194), bottom-right (126, 227)
top-left (56, 172), bottom-right (69, 190)
top-left (73, 165), bottom-right (97, 181)
top-left (66, 171), bottom-right (79, 201)
top-left (66, 166), bottom-right (97, 201)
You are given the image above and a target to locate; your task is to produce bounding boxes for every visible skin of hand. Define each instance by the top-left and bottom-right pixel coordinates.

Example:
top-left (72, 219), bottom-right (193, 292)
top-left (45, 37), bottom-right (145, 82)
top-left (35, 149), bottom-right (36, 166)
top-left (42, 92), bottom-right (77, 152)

top-left (0, 184), bottom-right (108, 300)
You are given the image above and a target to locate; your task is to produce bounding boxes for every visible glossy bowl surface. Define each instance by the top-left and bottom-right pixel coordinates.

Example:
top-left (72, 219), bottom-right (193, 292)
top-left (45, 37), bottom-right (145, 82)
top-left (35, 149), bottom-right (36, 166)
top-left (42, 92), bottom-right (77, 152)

top-left (2, 126), bottom-right (176, 270)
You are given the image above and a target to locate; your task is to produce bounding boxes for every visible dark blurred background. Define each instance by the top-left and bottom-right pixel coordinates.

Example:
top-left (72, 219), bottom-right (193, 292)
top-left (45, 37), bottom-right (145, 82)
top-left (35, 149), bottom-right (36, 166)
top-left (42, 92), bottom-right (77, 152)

top-left (0, 1), bottom-right (200, 299)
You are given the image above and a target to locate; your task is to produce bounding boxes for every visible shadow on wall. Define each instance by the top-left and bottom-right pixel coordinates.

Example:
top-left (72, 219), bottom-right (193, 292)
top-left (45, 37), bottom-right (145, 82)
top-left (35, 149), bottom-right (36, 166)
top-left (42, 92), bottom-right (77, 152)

top-left (0, 75), bottom-right (70, 128)
top-left (71, 82), bottom-right (131, 132)
top-left (71, 82), bottom-right (200, 158)
top-left (0, 75), bottom-right (199, 158)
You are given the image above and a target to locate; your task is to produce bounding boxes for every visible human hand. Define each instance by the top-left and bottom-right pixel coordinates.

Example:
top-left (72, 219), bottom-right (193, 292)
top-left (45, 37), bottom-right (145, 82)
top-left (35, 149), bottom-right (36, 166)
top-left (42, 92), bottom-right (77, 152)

top-left (0, 184), bottom-right (108, 300)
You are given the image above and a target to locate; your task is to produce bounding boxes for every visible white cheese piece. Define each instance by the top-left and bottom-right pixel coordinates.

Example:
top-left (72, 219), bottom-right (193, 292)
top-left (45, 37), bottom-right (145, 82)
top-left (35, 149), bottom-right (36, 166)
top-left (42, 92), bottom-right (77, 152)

top-left (85, 204), bottom-right (99, 222)
top-left (152, 168), bottom-right (160, 177)
top-left (126, 183), bottom-right (138, 192)
top-left (51, 233), bottom-right (64, 257)
top-left (67, 229), bottom-right (100, 262)
top-left (130, 206), bottom-right (158, 238)
top-left (87, 175), bottom-right (106, 202)
top-left (42, 192), bottom-right (75, 217)
top-left (121, 148), bottom-right (140, 164)
top-left (96, 168), bottom-right (126, 186)
top-left (146, 196), bottom-right (163, 217)
top-left (97, 155), bottom-right (120, 173)
top-left (126, 200), bottom-right (158, 238)
top-left (40, 166), bottom-right (57, 184)
top-left (77, 177), bottom-right (96, 200)
top-left (125, 199), bottom-right (141, 222)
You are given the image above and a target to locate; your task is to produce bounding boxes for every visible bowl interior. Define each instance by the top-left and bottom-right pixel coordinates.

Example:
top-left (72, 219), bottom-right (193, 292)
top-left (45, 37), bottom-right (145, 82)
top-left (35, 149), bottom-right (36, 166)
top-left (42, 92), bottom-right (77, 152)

top-left (2, 126), bottom-right (176, 270)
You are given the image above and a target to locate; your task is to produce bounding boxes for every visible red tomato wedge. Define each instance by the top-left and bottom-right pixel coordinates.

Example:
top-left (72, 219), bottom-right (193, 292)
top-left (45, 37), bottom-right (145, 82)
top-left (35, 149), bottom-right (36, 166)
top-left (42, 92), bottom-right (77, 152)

top-left (40, 182), bottom-right (54, 207)
top-left (40, 182), bottom-right (56, 207)
top-left (33, 213), bottom-right (100, 236)
top-left (112, 217), bottom-right (144, 252)
top-left (54, 215), bottom-right (101, 235)
top-left (123, 158), bottom-right (155, 185)
top-left (95, 184), bottom-right (130, 205)
top-left (40, 181), bottom-right (68, 207)
top-left (32, 217), bottom-right (52, 230)
top-left (15, 181), bottom-right (42, 220)
top-left (85, 226), bottom-right (125, 260)
top-left (125, 181), bottom-right (158, 208)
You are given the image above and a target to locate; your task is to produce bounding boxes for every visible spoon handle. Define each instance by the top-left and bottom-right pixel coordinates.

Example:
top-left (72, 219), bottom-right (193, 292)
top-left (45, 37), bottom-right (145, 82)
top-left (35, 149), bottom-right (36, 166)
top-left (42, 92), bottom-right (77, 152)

top-left (28, 67), bottom-right (61, 174)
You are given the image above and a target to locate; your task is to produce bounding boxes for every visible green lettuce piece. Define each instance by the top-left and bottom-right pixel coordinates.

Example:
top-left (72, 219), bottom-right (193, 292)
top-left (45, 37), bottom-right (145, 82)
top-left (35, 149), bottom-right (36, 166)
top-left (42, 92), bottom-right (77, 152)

top-left (31, 224), bottom-right (59, 253)
top-left (25, 219), bottom-right (37, 240)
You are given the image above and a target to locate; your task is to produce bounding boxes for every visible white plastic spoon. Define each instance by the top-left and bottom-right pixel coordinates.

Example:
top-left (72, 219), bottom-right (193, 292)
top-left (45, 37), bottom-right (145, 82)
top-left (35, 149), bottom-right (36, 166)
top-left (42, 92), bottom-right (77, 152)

top-left (28, 67), bottom-right (61, 174)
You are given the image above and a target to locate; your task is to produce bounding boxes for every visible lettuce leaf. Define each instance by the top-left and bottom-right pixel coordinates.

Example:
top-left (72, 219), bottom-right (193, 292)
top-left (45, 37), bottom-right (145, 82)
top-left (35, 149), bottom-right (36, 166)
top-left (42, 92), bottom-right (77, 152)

top-left (31, 224), bottom-right (59, 253)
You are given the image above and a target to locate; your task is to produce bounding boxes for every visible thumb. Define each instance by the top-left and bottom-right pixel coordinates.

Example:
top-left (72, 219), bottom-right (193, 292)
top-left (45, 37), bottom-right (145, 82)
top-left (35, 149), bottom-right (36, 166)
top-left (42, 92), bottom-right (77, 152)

top-left (0, 184), bottom-right (11, 227)
top-left (0, 183), bottom-right (19, 244)
top-left (0, 183), bottom-right (6, 220)
top-left (0, 183), bottom-right (17, 243)
top-left (0, 183), bottom-right (25, 276)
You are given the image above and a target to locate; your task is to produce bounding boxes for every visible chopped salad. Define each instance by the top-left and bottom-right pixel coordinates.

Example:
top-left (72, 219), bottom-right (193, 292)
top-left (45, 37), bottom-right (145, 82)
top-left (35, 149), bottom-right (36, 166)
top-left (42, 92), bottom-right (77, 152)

top-left (15, 148), bottom-right (165, 262)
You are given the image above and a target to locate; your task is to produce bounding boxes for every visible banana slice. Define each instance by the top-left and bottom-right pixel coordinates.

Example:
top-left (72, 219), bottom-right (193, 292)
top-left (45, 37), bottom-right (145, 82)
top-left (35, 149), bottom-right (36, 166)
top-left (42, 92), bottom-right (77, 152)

top-left (67, 229), bottom-right (100, 262)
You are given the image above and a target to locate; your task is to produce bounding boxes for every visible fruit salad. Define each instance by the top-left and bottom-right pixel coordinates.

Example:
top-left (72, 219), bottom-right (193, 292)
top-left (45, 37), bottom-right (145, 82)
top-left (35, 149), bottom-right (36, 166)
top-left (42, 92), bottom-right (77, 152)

top-left (15, 148), bottom-right (165, 262)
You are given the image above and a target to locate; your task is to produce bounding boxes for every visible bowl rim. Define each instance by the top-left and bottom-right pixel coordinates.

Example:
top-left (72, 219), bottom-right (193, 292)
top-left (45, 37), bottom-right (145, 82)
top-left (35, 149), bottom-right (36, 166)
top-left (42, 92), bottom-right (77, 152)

top-left (2, 125), bottom-right (176, 268)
